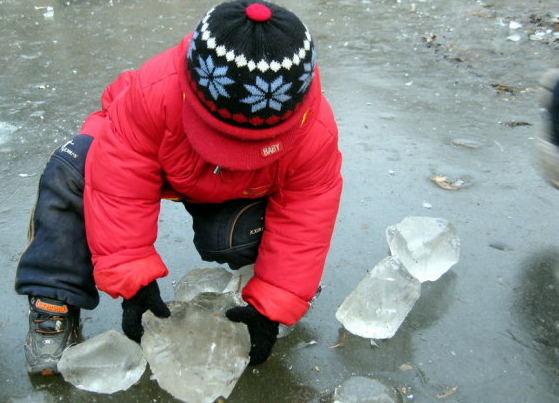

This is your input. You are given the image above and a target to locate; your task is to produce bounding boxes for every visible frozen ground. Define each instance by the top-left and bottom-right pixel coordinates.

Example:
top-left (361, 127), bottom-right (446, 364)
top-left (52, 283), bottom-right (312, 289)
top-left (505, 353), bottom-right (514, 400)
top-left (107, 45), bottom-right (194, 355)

top-left (1, 0), bottom-right (558, 402)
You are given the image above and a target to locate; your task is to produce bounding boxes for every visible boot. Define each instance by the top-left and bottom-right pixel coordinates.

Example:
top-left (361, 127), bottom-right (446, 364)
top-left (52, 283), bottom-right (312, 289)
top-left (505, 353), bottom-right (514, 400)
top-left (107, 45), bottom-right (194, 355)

top-left (25, 296), bottom-right (80, 375)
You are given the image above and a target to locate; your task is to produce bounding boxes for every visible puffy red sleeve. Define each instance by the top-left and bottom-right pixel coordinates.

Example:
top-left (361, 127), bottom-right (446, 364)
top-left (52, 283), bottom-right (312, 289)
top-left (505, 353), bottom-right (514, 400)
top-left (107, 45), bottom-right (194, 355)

top-left (84, 70), bottom-right (168, 299)
top-left (243, 100), bottom-right (343, 325)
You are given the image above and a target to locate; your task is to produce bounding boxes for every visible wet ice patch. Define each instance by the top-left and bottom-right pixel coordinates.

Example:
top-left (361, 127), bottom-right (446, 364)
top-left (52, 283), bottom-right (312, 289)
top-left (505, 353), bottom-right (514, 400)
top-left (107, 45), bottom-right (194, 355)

top-left (0, 122), bottom-right (19, 144)
top-left (6, 391), bottom-right (55, 403)
top-left (333, 375), bottom-right (402, 403)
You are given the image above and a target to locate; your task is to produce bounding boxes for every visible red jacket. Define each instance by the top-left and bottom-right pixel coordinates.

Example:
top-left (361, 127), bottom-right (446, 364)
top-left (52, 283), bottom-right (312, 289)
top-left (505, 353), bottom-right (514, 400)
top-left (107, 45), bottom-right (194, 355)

top-left (81, 36), bottom-right (342, 325)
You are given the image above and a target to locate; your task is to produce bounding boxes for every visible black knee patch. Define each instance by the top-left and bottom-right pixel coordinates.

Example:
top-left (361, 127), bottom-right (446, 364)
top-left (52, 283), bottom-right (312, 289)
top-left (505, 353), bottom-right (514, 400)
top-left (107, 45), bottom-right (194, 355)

top-left (184, 198), bottom-right (267, 270)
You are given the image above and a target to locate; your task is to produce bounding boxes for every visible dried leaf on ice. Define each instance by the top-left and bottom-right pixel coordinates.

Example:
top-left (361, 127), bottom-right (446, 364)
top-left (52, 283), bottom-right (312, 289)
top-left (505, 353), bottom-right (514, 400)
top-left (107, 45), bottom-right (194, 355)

top-left (430, 175), bottom-right (465, 190)
top-left (329, 330), bottom-right (347, 349)
top-left (501, 121), bottom-right (532, 128)
top-left (436, 386), bottom-right (459, 398)
top-left (491, 84), bottom-right (519, 94)
top-left (399, 364), bottom-right (413, 371)
top-left (452, 139), bottom-right (480, 149)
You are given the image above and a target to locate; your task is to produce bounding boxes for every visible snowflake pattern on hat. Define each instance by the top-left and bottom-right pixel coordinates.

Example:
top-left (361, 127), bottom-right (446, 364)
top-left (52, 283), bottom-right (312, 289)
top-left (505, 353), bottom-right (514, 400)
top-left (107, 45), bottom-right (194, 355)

top-left (241, 76), bottom-right (292, 112)
top-left (187, 30), bottom-right (199, 60)
top-left (195, 55), bottom-right (235, 100)
top-left (298, 48), bottom-right (316, 94)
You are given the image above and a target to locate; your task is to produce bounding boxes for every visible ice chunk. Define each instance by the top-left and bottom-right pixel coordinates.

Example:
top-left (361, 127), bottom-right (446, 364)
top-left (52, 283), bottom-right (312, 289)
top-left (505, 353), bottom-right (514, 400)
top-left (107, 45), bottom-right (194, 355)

top-left (333, 376), bottom-right (402, 403)
top-left (174, 266), bottom-right (234, 302)
top-left (174, 265), bottom-right (294, 338)
top-left (335, 256), bottom-right (421, 339)
top-left (278, 323), bottom-right (294, 338)
top-left (189, 291), bottom-right (243, 315)
top-left (223, 264), bottom-right (255, 294)
top-left (141, 297), bottom-right (251, 403)
top-left (175, 264), bottom-right (256, 300)
top-left (58, 330), bottom-right (146, 394)
top-left (386, 216), bottom-right (460, 282)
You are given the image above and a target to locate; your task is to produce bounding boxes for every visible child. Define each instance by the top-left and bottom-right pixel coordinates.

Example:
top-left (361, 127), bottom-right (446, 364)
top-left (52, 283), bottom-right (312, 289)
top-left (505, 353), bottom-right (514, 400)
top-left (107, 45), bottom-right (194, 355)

top-left (15, 1), bottom-right (342, 375)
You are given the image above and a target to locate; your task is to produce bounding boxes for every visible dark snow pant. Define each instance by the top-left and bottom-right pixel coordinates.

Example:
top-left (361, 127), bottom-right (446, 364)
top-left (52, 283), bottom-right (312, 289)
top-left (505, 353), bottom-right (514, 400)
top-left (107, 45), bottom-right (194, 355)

top-left (14, 134), bottom-right (266, 309)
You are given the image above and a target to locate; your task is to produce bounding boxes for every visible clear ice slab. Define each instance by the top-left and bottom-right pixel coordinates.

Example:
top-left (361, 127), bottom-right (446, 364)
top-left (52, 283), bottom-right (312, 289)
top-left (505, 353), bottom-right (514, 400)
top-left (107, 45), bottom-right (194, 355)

top-left (175, 265), bottom-right (294, 338)
top-left (333, 376), bottom-right (402, 403)
top-left (57, 330), bottom-right (146, 394)
top-left (174, 265), bottom-right (254, 302)
top-left (335, 256), bottom-right (421, 339)
top-left (174, 266), bottom-right (235, 302)
top-left (141, 295), bottom-right (251, 403)
top-left (386, 216), bottom-right (460, 282)
top-left (189, 291), bottom-right (243, 315)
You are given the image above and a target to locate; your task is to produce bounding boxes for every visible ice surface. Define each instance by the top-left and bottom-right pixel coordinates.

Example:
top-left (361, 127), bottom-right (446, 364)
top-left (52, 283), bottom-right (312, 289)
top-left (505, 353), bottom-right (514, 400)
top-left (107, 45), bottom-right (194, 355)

top-left (386, 216), bottom-right (460, 282)
top-left (57, 330), bottom-right (146, 394)
top-left (141, 296), bottom-right (251, 403)
top-left (333, 376), bottom-right (402, 403)
top-left (335, 256), bottom-right (421, 339)
top-left (0, 121), bottom-right (18, 144)
top-left (7, 391), bottom-right (55, 403)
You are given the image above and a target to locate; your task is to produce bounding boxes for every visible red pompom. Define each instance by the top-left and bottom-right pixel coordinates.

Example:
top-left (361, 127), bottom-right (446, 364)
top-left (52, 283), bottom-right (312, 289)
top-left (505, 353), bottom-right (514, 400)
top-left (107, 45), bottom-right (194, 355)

top-left (245, 3), bottom-right (272, 22)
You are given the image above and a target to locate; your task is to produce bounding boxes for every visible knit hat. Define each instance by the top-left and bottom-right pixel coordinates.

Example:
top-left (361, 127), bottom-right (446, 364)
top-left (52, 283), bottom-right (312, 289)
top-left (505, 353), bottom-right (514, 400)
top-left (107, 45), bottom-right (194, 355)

top-left (186, 1), bottom-right (316, 128)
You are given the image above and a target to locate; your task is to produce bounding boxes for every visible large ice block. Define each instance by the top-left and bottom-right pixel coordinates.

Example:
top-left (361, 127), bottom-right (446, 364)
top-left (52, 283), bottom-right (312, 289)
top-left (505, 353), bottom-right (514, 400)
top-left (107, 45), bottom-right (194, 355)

top-left (386, 216), bottom-right (460, 282)
top-left (333, 376), bottom-right (402, 403)
top-left (335, 256), bottom-right (421, 339)
top-left (57, 330), bottom-right (146, 394)
top-left (141, 296), bottom-right (251, 403)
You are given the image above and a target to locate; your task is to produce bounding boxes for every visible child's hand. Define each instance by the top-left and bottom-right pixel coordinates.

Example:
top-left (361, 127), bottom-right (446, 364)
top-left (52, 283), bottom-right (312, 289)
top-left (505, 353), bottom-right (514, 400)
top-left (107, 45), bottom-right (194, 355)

top-left (121, 281), bottom-right (170, 342)
top-left (226, 304), bottom-right (279, 365)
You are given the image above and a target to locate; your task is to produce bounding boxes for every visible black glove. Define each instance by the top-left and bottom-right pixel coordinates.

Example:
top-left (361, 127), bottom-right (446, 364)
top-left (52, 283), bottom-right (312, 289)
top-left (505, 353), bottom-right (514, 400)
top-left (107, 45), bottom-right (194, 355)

top-left (122, 281), bottom-right (170, 342)
top-left (226, 304), bottom-right (279, 365)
